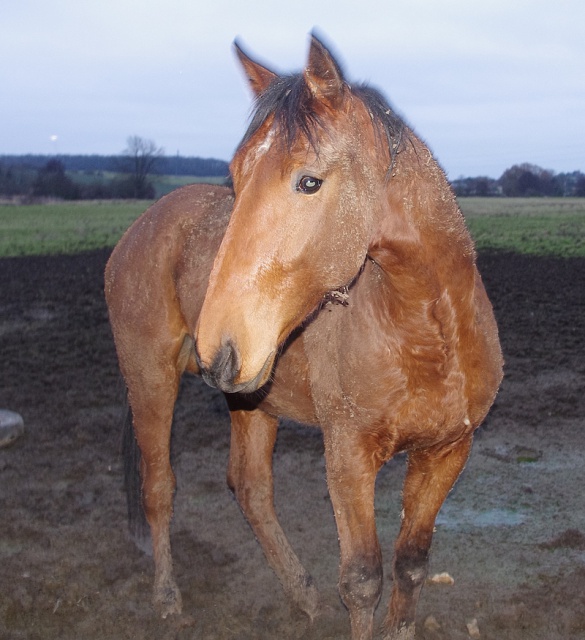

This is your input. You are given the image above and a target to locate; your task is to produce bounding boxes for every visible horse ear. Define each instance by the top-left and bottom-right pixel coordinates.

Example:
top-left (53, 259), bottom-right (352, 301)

top-left (304, 34), bottom-right (345, 105)
top-left (234, 40), bottom-right (278, 97)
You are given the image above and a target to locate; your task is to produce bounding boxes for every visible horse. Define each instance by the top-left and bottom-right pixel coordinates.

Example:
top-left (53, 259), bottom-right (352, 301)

top-left (105, 34), bottom-right (503, 640)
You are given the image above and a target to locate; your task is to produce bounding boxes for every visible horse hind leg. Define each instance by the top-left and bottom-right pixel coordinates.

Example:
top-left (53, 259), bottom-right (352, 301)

top-left (382, 434), bottom-right (474, 640)
top-left (225, 403), bottom-right (321, 621)
top-left (124, 360), bottom-right (182, 618)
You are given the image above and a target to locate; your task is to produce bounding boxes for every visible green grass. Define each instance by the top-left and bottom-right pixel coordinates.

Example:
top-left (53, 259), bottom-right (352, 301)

top-left (459, 198), bottom-right (585, 258)
top-left (0, 200), bottom-right (150, 257)
top-left (0, 196), bottom-right (584, 259)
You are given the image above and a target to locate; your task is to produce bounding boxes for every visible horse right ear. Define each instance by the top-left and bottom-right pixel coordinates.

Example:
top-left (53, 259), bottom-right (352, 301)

top-left (234, 40), bottom-right (278, 97)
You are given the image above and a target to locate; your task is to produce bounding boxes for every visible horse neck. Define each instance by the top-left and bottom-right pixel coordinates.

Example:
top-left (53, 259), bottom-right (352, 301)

top-left (367, 133), bottom-right (477, 310)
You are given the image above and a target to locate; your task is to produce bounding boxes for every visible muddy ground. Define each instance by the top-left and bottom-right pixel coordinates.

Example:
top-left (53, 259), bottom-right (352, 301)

top-left (0, 248), bottom-right (584, 640)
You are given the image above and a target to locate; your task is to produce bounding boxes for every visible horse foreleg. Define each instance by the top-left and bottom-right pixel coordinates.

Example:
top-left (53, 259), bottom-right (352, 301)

top-left (127, 368), bottom-right (181, 618)
top-left (323, 430), bottom-right (383, 640)
top-left (382, 434), bottom-right (474, 640)
top-left (226, 405), bottom-right (321, 620)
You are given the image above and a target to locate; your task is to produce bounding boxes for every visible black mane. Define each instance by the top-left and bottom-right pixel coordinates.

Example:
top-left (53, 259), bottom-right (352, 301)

top-left (237, 73), bottom-right (406, 168)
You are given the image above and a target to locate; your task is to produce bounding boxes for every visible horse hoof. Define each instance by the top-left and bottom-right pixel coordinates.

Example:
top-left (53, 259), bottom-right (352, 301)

top-left (154, 584), bottom-right (183, 619)
top-left (0, 410), bottom-right (24, 448)
top-left (379, 623), bottom-right (416, 640)
top-left (296, 583), bottom-right (322, 623)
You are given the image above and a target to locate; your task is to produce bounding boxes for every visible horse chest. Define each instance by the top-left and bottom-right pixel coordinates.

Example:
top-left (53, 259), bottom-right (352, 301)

top-left (298, 297), bottom-right (470, 444)
top-left (259, 334), bottom-right (319, 425)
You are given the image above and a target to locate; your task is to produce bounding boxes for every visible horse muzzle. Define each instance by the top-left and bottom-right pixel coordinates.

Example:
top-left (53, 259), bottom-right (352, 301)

top-left (194, 338), bottom-right (274, 394)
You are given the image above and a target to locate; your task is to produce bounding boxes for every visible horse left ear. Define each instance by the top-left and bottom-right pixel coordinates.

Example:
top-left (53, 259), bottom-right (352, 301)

top-left (234, 40), bottom-right (278, 97)
top-left (304, 34), bottom-right (345, 106)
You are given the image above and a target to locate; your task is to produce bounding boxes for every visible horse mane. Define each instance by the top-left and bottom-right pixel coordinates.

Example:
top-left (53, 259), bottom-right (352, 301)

top-left (238, 72), bottom-right (407, 169)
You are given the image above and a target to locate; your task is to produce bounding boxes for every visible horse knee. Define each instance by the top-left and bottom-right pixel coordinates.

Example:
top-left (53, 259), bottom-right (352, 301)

top-left (393, 546), bottom-right (428, 594)
top-left (230, 479), bottom-right (272, 524)
top-left (339, 556), bottom-right (383, 612)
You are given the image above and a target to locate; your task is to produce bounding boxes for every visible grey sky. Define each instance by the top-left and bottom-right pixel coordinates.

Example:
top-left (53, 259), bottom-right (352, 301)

top-left (2, 0), bottom-right (583, 178)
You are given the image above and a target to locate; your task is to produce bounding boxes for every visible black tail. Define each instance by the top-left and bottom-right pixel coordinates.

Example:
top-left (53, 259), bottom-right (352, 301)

top-left (122, 405), bottom-right (152, 555)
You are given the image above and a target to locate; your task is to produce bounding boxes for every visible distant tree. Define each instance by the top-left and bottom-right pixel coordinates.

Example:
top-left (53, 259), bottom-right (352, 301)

top-left (158, 155), bottom-right (230, 177)
top-left (555, 171), bottom-right (585, 197)
top-left (451, 176), bottom-right (499, 197)
top-left (500, 164), bottom-right (530, 196)
top-left (32, 159), bottom-right (79, 200)
top-left (499, 163), bottom-right (561, 197)
top-left (120, 136), bottom-right (164, 198)
top-left (575, 175), bottom-right (585, 197)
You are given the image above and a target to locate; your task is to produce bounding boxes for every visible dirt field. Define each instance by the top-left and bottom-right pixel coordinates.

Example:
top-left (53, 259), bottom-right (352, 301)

top-left (1, 248), bottom-right (584, 639)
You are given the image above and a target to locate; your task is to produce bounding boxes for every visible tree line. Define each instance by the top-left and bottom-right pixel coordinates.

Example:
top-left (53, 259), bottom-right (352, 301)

top-left (0, 152), bottom-right (229, 178)
top-left (0, 137), bottom-right (230, 200)
top-left (452, 164), bottom-right (585, 198)
top-left (1, 149), bottom-right (584, 200)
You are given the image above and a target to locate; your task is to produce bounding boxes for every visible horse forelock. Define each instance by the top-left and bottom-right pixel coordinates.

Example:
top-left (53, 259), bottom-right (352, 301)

top-left (237, 73), bottom-right (406, 168)
top-left (238, 74), bottom-right (321, 154)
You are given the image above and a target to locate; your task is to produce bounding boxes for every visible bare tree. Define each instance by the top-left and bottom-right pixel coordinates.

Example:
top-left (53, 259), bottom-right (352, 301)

top-left (122, 135), bottom-right (164, 198)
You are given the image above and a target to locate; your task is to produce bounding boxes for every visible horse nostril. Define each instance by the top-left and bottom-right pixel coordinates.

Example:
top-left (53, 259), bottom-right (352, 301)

top-left (198, 338), bottom-right (241, 391)
top-left (216, 339), bottom-right (241, 382)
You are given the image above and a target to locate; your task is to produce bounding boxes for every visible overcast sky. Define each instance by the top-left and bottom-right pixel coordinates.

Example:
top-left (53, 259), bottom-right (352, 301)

top-left (2, 0), bottom-right (583, 178)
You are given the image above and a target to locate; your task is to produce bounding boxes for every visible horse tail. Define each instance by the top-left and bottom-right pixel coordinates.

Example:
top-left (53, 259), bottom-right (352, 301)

top-left (122, 404), bottom-right (152, 555)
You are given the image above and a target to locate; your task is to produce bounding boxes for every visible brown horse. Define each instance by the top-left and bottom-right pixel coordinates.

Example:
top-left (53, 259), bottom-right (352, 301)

top-left (105, 35), bottom-right (503, 640)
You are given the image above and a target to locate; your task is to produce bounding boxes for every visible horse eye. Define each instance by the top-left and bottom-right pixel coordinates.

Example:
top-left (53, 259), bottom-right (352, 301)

top-left (297, 175), bottom-right (322, 195)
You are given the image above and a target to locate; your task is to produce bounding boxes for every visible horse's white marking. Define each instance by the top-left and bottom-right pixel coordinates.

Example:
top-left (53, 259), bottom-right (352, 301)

top-left (255, 128), bottom-right (275, 157)
top-left (241, 128), bottom-right (276, 178)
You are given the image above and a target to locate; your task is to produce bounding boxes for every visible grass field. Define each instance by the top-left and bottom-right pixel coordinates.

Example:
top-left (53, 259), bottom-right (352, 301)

top-left (460, 197), bottom-right (585, 258)
top-left (0, 196), bottom-right (584, 258)
top-left (0, 200), bottom-right (150, 257)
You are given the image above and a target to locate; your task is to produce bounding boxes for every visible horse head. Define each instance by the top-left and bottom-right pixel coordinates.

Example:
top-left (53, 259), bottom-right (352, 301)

top-left (195, 35), bottom-right (402, 393)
